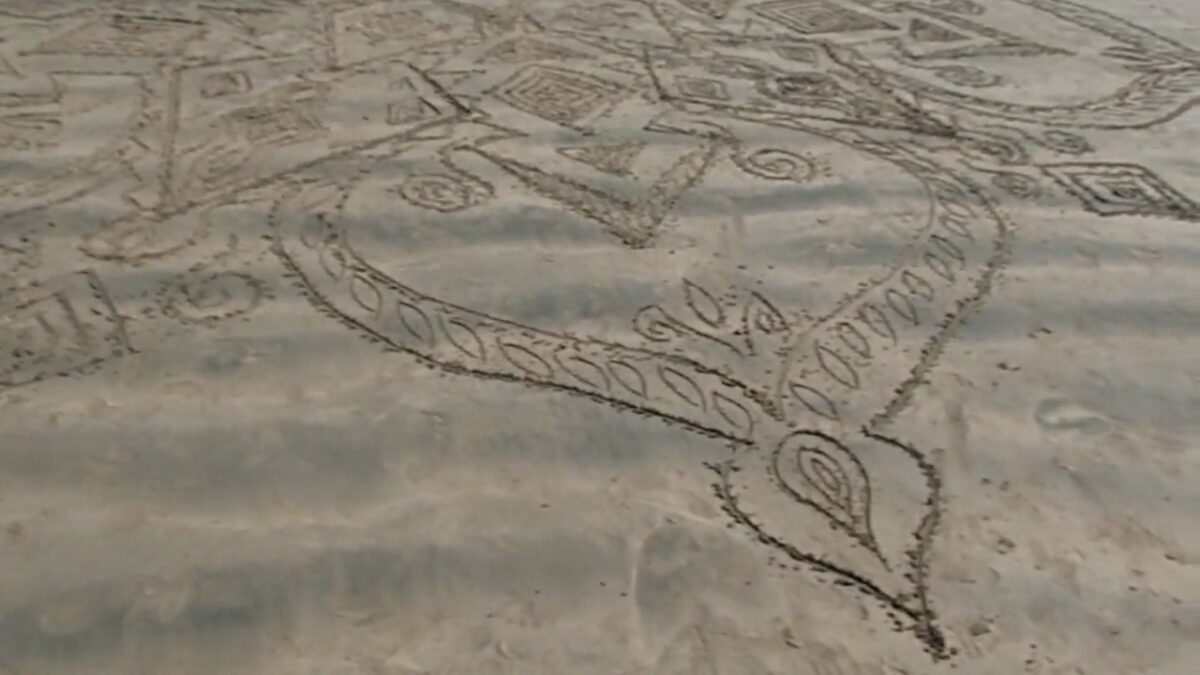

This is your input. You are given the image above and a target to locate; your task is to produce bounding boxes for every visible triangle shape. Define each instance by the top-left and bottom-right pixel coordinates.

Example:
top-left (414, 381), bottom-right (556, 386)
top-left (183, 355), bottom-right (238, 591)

top-left (474, 139), bottom-right (719, 248)
top-left (557, 142), bottom-right (646, 176)
top-left (908, 18), bottom-right (967, 43)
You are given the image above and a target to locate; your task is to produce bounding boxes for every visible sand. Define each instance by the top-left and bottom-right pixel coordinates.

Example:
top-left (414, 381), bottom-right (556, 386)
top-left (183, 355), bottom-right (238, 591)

top-left (1, 0), bottom-right (1198, 673)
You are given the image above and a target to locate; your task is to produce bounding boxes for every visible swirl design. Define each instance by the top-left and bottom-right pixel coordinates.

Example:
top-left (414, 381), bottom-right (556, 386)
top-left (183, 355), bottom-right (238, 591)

top-left (733, 148), bottom-right (821, 183)
top-left (161, 270), bottom-right (265, 326)
top-left (397, 173), bottom-right (490, 212)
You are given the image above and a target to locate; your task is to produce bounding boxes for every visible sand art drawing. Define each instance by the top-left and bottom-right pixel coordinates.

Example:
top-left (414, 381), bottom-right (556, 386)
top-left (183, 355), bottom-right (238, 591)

top-left (1, 0), bottom-right (1198, 666)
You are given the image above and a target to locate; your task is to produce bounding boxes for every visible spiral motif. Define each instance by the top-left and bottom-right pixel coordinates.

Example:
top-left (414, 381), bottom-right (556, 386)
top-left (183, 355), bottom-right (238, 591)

top-left (162, 271), bottom-right (265, 326)
top-left (397, 173), bottom-right (487, 212)
top-left (734, 148), bottom-right (820, 183)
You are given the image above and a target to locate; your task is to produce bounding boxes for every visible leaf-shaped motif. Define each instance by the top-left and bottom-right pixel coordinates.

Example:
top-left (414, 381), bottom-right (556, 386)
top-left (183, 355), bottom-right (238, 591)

top-left (659, 365), bottom-right (706, 409)
top-left (318, 245), bottom-right (348, 281)
top-left (713, 391), bottom-right (755, 435)
top-left (939, 211), bottom-right (976, 240)
top-left (395, 300), bottom-right (436, 347)
top-left (815, 340), bottom-right (860, 390)
top-left (497, 340), bottom-right (555, 379)
top-left (744, 291), bottom-right (789, 335)
top-left (788, 380), bottom-right (839, 422)
top-left (683, 278), bottom-right (725, 328)
top-left (442, 318), bottom-right (486, 360)
top-left (855, 302), bottom-right (896, 344)
top-left (930, 234), bottom-right (965, 267)
top-left (836, 322), bottom-right (871, 360)
top-left (772, 432), bottom-right (879, 556)
top-left (924, 250), bottom-right (956, 283)
top-left (349, 274), bottom-right (383, 316)
top-left (554, 352), bottom-right (610, 392)
top-left (608, 359), bottom-right (648, 398)
top-left (901, 270), bottom-right (935, 301)
top-left (711, 429), bottom-right (946, 657)
top-left (885, 289), bottom-right (920, 326)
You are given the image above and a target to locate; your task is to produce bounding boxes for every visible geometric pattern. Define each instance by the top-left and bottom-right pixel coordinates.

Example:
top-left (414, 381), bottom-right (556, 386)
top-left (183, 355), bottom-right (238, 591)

top-left (5, 2), bottom-right (1200, 670)
top-left (489, 65), bottom-right (627, 126)
top-left (1041, 162), bottom-right (1199, 220)
top-left (557, 142), bottom-right (646, 176)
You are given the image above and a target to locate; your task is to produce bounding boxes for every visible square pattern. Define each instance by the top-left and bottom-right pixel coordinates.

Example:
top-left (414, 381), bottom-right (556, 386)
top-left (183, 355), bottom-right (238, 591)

top-left (490, 65), bottom-right (627, 126)
top-left (1041, 162), bottom-right (1198, 220)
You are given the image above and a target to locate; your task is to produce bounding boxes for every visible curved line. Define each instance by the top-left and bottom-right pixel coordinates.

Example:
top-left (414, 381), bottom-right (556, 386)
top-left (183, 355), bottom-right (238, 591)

top-left (270, 185), bottom-right (759, 442)
top-left (765, 123), bottom-right (944, 406)
top-left (860, 428), bottom-right (946, 657)
top-left (1011, 0), bottom-right (1200, 58)
top-left (769, 434), bottom-right (886, 567)
top-left (710, 459), bottom-right (943, 657)
top-left (275, 237), bottom-right (752, 446)
top-left (870, 173), bottom-right (1014, 427)
top-left (831, 46), bottom-right (1200, 130)
top-left (336, 224), bottom-right (767, 407)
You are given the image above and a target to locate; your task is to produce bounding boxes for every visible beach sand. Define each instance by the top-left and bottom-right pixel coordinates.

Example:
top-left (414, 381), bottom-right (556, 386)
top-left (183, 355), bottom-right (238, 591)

top-left (1, 1), bottom-right (1197, 672)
